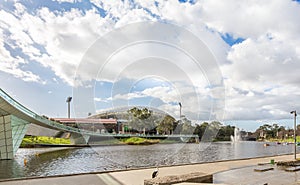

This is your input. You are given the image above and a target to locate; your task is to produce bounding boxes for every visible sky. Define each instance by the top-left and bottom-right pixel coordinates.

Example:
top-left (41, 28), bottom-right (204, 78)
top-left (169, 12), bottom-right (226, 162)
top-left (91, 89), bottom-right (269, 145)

top-left (1, 0), bottom-right (300, 132)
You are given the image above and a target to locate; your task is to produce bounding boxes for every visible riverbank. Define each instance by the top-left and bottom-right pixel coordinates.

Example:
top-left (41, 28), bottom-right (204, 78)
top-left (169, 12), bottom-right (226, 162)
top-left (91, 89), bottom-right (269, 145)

top-left (20, 136), bottom-right (180, 148)
top-left (0, 154), bottom-right (298, 185)
top-left (120, 137), bottom-right (160, 145)
top-left (261, 136), bottom-right (300, 143)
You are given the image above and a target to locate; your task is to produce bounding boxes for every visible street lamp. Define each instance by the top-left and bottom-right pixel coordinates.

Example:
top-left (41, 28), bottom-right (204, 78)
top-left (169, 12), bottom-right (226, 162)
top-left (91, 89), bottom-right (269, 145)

top-left (66, 96), bottom-right (72, 118)
top-left (291, 110), bottom-right (297, 160)
top-left (178, 102), bottom-right (182, 122)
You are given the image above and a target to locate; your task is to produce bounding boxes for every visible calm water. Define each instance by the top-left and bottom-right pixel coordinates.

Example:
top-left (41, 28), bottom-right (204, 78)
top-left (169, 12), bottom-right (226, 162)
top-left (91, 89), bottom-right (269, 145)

top-left (0, 142), bottom-right (295, 179)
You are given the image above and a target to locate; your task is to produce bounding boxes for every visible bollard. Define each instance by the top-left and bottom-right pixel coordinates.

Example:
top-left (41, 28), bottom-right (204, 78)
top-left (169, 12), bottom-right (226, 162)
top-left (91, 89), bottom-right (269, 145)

top-left (270, 159), bottom-right (275, 165)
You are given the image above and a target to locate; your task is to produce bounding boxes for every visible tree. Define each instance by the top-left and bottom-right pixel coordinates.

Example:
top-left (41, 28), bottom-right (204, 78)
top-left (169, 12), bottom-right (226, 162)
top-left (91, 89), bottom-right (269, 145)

top-left (194, 122), bottom-right (209, 138)
top-left (194, 121), bottom-right (236, 141)
top-left (198, 121), bottom-right (222, 142)
top-left (127, 107), bottom-right (155, 133)
top-left (180, 117), bottom-right (195, 134)
top-left (216, 125), bottom-right (235, 141)
top-left (156, 115), bottom-right (175, 135)
top-left (172, 120), bottom-right (182, 134)
top-left (254, 123), bottom-right (285, 139)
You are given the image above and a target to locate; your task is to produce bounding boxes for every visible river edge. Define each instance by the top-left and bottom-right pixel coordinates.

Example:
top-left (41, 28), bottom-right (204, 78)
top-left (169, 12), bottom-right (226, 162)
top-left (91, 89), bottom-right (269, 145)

top-left (0, 153), bottom-right (296, 183)
top-left (20, 139), bottom-right (182, 148)
top-left (20, 139), bottom-right (289, 148)
top-left (8, 142), bottom-right (293, 179)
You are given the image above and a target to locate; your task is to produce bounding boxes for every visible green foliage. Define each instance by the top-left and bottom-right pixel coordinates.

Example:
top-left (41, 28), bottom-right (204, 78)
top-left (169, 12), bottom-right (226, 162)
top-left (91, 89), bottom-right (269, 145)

top-left (21, 136), bottom-right (70, 147)
top-left (215, 124), bottom-right (235, 141)
top-left (157, 115), bottom-right (175, 134)
top-left (127, 107), bottom-right (156, 132)
top-left (180, 117), bottom-right (194, 134)
top-left (122, 137), bottom-right (159, 145)
top-left (193, 121), bottom-right (235, 141)
top-left (194, 122), bottom-right (208, 136)
top-left (128, 107), bottom-right (152, 119)
top-left (255, 123), bottom-right (285, 139)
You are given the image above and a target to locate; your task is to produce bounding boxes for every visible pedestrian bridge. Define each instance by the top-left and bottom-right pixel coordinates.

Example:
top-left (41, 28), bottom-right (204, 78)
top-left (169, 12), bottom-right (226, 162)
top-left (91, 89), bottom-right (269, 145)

top-left (0, 88), bottom-right (198, 160)
top-left (0, 88), bottom-right (97, 159)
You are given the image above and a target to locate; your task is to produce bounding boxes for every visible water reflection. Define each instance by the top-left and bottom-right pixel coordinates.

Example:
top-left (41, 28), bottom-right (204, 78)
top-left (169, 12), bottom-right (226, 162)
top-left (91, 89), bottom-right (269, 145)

top-left (0, 142), bottom-right (295, 179)
top-left (22, 149), bottom-right (79, 177)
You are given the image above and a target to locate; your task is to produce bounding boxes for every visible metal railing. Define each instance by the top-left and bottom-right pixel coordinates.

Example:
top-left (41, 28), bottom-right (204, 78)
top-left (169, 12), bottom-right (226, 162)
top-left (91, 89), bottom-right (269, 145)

top-left (0, 88), bottom-right (94, 135)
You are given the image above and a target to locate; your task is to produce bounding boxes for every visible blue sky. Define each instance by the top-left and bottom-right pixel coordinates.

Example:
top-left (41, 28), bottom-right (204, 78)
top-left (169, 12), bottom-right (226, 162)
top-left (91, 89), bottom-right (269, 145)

top-left (1, 0), bottom-right (300, 132)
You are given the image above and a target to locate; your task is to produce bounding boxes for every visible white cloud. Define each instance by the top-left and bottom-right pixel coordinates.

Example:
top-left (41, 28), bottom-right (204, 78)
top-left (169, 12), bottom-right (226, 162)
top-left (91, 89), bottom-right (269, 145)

top-left (194, 0), bottom-right (300, 120)
top-left (225, 37), bottom-right (300, 86)
top-left (53, 0), bottom-right (82, 3)
top-left (113, 86), bottom-right (180, 103)
top-left (1, 0), bottom-right (300, 121)
top-left (0, 27), bottom-right (43, 83)
top-left (198, 0), bottom-right (300, 39)
top-left (0, 4), bottom-right (114, 85)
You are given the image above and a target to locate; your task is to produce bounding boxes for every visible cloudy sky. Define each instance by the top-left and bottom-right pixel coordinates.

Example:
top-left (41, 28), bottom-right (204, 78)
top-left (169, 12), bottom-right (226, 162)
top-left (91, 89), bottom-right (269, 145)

top-left (1, 0), bottom-right (300, 131)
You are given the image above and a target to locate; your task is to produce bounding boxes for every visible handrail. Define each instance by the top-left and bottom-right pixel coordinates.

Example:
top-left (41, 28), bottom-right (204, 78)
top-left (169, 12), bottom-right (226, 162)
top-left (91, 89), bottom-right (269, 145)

top-left (0, 88), bottom-right (36, 117)
top-left (0, 88), bottom-right (93, 135)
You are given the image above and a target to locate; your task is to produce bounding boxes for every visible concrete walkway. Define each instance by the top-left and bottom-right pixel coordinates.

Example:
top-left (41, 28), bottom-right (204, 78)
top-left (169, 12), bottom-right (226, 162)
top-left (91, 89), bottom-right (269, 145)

top-left (0, 154), bottom-right (297, 185)
top-left (109, 154), bottom-right (296, 185)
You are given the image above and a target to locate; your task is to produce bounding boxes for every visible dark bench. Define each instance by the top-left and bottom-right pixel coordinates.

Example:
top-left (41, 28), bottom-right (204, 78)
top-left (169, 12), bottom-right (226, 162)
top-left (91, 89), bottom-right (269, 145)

top-left (144, 172), bottom-right (212, 185)
top-left (254, 167), bottom-right (274, 172)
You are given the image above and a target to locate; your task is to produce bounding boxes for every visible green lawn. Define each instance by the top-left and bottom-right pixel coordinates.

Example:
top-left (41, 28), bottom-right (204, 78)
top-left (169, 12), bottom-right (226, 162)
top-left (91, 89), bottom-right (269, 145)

top-left (121, 137), bottom-right (160, 145)
top-left (21, 136), bottom-right (70, 147)
top-left (20, 136), bottom-right (178, 147)
top-left (267, 136), bottom-right (300, 143)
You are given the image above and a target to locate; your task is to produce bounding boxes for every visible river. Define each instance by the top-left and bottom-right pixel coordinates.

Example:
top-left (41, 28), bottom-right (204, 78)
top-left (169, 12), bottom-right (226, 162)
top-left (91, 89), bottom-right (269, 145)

top-left (0, 141), bottom-right (295, 179)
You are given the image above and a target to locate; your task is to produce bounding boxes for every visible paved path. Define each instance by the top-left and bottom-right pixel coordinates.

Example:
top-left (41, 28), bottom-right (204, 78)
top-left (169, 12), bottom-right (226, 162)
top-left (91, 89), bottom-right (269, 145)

top-left (109, 154), bottom-right (296, 185)
top-left (0, 154), bottom-right (297, 185)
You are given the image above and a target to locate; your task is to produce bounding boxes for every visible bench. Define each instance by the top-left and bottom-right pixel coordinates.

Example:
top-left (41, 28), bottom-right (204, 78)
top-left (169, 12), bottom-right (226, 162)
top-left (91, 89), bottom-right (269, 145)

top-left (144, 172), bottom-right (212, 185)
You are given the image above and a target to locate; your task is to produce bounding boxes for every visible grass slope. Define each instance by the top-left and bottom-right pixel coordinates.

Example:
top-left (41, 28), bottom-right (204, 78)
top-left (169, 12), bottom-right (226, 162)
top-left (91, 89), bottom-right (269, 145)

top-left (122, 137), bottom-right (160, 145)
top-left (21, 136), bottom-right (70, 147)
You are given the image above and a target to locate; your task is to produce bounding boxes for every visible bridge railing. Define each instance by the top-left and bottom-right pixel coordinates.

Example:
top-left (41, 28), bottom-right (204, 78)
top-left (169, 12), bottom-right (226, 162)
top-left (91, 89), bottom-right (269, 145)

top-left (0, 88), bottom-right (96, 135)
top-left (0, 88), bottom-right (36, 118)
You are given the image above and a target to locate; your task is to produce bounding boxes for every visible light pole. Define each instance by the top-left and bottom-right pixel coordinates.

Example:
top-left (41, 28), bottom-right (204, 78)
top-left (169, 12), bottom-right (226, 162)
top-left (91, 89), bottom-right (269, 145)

top-left (66, 96), bottom-right (72, 118)
top-left (291, 110), bottom-right (297, 160)
top-left (179, 102), bottom-right (182, 122)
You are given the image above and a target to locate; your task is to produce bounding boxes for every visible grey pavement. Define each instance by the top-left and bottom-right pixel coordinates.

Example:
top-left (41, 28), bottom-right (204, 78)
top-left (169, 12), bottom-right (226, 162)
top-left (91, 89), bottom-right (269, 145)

top-left (109, 154), bottom-right (296, 185)
top-left (0, 174), bottom-right (122, 185)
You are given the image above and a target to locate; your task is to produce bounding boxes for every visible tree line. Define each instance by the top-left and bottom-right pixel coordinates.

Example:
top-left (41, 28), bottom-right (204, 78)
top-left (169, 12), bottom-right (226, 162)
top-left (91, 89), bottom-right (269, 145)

top-left (126, 107), bottom-right (236, 141)
top-left (101, 107), bottom-right (298, 141)
top-left (254, 123), bottom-right (300, 140)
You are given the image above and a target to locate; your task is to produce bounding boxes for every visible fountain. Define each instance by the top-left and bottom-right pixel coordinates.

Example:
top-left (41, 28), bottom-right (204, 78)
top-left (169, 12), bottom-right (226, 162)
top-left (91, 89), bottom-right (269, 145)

top-left (231, 127), bottom-right (241, 142)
